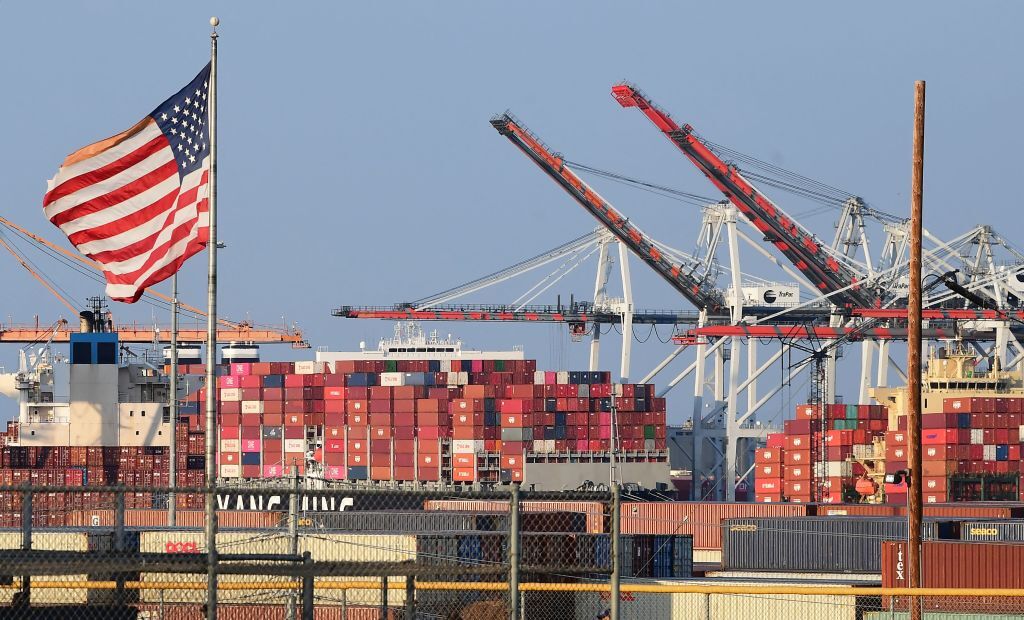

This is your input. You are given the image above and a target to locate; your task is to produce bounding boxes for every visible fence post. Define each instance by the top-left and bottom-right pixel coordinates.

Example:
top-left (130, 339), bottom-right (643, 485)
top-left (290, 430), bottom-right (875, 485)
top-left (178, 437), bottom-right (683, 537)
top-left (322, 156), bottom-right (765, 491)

top-left (16, 488), bottom-right (31, 609)
top-left (301, 551), bottom-right (313, 620)
top-left (509, 484), bottom-right (521, 620)
top-left (405, 574), bottom-right (415, 619)
top-left (288, 466), bottom-right (299, 620)
top-left (380, 575), bottom-right (389, 620)
top-left (115, 489), bottom-right (126, 607)
top-left (610, 483), bottom-right (621, 620)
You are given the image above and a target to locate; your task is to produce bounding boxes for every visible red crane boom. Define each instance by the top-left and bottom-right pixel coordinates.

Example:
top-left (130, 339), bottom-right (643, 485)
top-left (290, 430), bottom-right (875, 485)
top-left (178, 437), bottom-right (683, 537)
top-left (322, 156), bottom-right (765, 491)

top-left (611, 83), bottom-right (878, 309)
top-left (491, 112), bottom-right (727, 314)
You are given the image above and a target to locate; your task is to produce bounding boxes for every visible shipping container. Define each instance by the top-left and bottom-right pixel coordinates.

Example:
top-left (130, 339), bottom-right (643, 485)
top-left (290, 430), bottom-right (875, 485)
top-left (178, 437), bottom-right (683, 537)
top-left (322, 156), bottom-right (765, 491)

top-left (621, 502), bottom-right (809, 549)
top-left (723, 517), bottom-right (961, 573)
top-left (882, 540), bottom-right (1024, 612)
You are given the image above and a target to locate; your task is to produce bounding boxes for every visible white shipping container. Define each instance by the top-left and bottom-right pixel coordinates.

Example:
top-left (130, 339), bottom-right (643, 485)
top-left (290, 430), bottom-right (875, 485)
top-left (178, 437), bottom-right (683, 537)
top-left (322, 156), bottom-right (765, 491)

top-left (241, 400), bottom-right (264, 414)
top-left (556, 371), bottom-right (570, 385)
top-left (814, 461), bottom-right (852, 478)
top-left (285, 439), bottom-right (306, 453)
top-left (459, 371), bottom-right (469, 385)
top-left (452, 439), bottom-right (482, 453)
top-left (219, 464), bottom-right (240, 478)
top-left (971, 428), bottom-right (984, 445)
top-left (220, 439), bottom-right (240, 453)
top-left (294, 361), bottom-right (325, 375)
top-left (220, 388), bottom-right (242, 402)
top-left (534, 371), bottom-right (546, 385)
top-left (380, 372), bottom-right (406, 386)
top-left (984, 444), bottom-right (997, 461)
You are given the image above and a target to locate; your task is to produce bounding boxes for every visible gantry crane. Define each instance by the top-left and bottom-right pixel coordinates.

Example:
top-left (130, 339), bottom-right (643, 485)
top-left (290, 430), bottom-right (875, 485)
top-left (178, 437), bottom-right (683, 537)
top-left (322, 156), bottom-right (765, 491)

top-left (611, 83), bottom-right (881, 309)
top-left (491, 112), bottom-right (728, 315)
top-left (0, 216), bottom-right (308, 346)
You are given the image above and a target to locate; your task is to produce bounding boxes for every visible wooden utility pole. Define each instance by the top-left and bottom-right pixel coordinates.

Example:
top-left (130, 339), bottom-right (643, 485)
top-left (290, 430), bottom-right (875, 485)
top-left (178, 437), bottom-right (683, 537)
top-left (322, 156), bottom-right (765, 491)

top-left (907, 79), bottom-right (926, 620)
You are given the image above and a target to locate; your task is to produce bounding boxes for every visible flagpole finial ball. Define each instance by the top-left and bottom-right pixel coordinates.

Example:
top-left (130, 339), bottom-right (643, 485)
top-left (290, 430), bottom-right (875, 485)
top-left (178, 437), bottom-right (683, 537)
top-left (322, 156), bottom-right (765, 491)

top-left (210, 16), bottom-right (220, 27)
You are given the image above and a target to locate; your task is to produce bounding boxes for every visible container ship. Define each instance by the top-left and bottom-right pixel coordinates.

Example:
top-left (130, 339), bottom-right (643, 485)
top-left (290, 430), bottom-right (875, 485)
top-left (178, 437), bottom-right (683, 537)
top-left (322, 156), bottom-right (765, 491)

top-left (755, 341), bottom-right (1024, 505)
top-left (0, 320), bottom-right (670, 524)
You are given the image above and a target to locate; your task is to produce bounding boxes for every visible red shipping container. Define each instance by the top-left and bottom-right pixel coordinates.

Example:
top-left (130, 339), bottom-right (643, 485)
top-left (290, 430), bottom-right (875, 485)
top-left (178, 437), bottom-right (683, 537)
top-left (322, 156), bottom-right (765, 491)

top-left (922, 429), bottom-right (965, 445)
top-left (783, 450), bottom-right (811, 466)
top-left (922, 444), bottom-right (957, 460)
top-left (753, 446), bottom-right (782, 461)
top-left (369, 386), bottom-right (392, 400)
top-left (370, 426), bottom-right (392, 439)
top-left (783, 465), bottom-right (812, 481)
top-left (369, 412), bottom-right (392, 427)
top-left (784, 480), bottom-right (812, 496)
top-left (417, 426), bottom-right (442, 440)
top-left (452, 454), bottom-right (474, 467)
top-left (785, 435), bottom-right (811, 451)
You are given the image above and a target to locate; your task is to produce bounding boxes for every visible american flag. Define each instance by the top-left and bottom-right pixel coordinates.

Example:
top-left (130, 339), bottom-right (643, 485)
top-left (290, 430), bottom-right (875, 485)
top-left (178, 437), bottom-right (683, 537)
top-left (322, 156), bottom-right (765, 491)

top-left (43, 64), bottom-right (212, 303)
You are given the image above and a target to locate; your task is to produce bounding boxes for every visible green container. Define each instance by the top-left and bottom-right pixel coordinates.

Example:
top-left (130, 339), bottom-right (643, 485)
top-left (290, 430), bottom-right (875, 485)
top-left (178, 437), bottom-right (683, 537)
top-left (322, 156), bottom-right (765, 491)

top-left (846, 404), bottom-right (859, 419)
top-left (494, 360), bottom-right (505, 372)
top-left (385, 360), bottom-right (398, 372)
top-left (644, 425), bottom-right (656, 439)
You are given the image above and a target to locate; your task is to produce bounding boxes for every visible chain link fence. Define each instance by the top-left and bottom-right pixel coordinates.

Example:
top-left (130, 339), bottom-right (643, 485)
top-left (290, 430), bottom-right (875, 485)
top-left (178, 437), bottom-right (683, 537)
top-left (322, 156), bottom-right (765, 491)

top-left (0, 484), bottom-right (1021, 619)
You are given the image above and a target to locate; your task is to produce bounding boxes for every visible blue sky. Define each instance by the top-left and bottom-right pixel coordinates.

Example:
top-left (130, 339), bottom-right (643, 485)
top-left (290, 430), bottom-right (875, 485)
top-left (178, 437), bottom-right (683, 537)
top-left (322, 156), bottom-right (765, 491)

top-left (0, 2), bottom-right (1021, 424)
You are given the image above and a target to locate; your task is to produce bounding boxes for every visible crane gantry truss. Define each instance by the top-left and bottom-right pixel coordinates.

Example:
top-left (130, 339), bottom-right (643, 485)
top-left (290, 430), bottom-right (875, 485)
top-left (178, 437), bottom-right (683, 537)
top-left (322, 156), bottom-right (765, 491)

top-left (335, 85), bottom-right (1024, 499)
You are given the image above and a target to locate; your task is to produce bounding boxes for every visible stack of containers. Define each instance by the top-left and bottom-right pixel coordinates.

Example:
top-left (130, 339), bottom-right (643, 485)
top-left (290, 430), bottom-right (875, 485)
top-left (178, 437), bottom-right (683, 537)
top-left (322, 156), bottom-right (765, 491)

top-left (755, 403), bottom-right (888, 503)
top-left (184, 358), bottom-right (668, 485)
top-left (753, 435), bottom-right (786, 502)
top-left (451, 393), bottom-right (482, 482)
top-left (499, 395), bottom-right (531, 483)
top-left (886, 396), bottom-right (1024, 503)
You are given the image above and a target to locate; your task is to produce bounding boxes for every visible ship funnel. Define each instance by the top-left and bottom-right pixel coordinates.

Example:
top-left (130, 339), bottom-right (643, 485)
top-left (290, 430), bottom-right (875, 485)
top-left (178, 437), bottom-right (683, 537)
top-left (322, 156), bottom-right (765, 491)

top-left (0, 373), bottom-right (18, 399)
top-left (79, 311), bottom-right (94, 333)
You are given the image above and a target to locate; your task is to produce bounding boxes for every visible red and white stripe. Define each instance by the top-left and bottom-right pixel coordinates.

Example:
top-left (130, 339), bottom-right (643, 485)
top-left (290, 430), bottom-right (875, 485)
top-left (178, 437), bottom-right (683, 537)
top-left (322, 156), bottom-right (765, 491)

top-left (44, 117), bottom-right (209, 303)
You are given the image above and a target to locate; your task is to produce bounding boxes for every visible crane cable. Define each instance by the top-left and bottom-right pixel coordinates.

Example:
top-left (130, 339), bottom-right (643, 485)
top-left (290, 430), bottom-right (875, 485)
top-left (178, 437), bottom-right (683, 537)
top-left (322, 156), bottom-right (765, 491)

top-left (564, 160), bottom-right (718, 207)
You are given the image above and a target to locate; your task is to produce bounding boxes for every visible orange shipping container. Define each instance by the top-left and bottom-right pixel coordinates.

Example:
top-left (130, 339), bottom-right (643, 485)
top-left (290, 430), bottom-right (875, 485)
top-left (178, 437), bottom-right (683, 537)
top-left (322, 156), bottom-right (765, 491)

top-left (755, 449), bottom-right (784, 464)
top-left (783, 450), bottom-right (811, 466)
top-left (621, 502), bottom-right (808, 549)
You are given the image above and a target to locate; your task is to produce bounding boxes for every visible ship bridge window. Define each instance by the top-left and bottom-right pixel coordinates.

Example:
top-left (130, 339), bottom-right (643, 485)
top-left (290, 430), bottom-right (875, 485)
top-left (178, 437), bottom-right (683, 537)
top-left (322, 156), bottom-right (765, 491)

top-left (72, 342), bottom-right (91, 364)
top-left (97, 342), bottom-right (116, 364)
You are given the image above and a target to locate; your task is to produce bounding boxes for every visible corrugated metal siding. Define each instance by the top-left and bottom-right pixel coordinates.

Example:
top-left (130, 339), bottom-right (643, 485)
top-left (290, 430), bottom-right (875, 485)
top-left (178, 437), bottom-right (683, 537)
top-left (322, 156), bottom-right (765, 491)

top-left (621, 502), bottom-right (809, 549)
top-left (960, 521), bottom-right (1024, 541)
top-left (723, 517), bottom-right (959, 573)
top-left (882, 540), bottom-right (1024, 613)
top-left (65, 509), bottom-right (281, 528)
top-left (815, 504), bottom-right (901, 517)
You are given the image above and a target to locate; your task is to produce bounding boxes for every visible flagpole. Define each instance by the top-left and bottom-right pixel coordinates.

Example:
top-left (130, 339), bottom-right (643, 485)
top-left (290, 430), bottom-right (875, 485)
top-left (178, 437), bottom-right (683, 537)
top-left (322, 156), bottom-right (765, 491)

top-left (168, 273), bottom-right (178, 527)
top-left (204, 15), bottom-right (220, 620)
